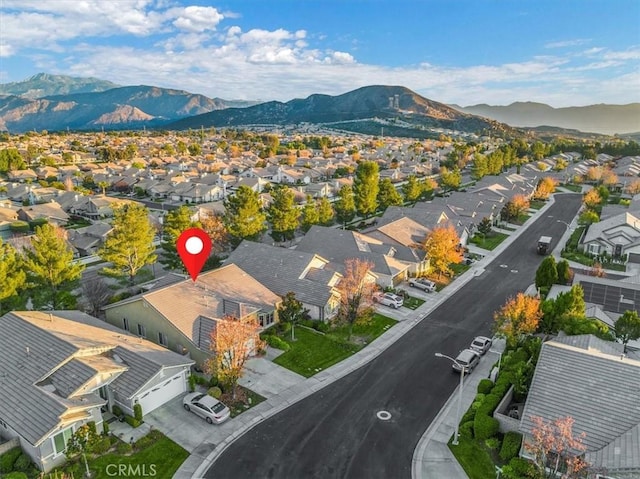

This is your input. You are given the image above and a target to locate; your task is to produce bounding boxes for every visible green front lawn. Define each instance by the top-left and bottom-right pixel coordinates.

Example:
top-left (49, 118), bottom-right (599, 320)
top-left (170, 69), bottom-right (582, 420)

top-left (274, 314), bottom-right (397, 377)
top-left (529, 199), bottom-right (546, 209)
top-left (58, 431), bottom-right (188, 479)
top-left (560, 183), bottom-right (582, 192)
top-left (470, 232), bottom-right (509, 251)
top-left (402, 295), bottom-right (425, 310)
top-left (449, 436), bottom-right (498, 479)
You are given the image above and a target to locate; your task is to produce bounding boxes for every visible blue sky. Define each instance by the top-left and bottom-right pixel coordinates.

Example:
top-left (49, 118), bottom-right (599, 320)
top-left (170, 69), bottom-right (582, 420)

top-left (1, 0), bottom-right (639, 106)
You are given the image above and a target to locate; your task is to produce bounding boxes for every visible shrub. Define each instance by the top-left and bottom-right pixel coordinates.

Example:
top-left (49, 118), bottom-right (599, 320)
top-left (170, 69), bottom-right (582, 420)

top-left (485, 437), bottom-right (501, 450)
top-left (102, 421), bottom-right (110, 436)
top-left (92, 437), bottom-right (112, 455)
top-left (124, 415), bottom-right (141, 428)
top-left (115, 441), bottom-right (132, 455)
top-left (0, 448), bottom-right (21, 473)
top-left (477, 393), bottom-right (502, 416)
top-left (133, 403), bottom-right (143, 422)
top-left (4, 472), bottom-right (28, 479)
top-left (459, 421), bottom-right (474, 439)
top-left (111, 405), bottom-right (123, 417)
top-left (470, 393), bottom-right (486, 411)
top-left (460, 406), bottom-right (476, 424)
top-left (500, 431), bottom-right (523, 461)
top-left (12, 453), bottom-right (31, 472)
top-left (208, 375), bottom-right (218, 387)
top-left (313, 321), bottom-right (330, 333)
top-left (278, 321), bottom-right (292, 334)
top-left (188, 374), bottom-right (196, 392)
top-left (473, 413), bottom-right (499, 440)
top-left (265, 335), bottom-right (290, 351)
top-left (193, 375), bottom-right (207, 385)
top-left (134, 430), bottom-right (162, 450)
top-left (501, 457), bottom-right (537, 479)
top-left (477, 379), bottom-right (494, 394)
top-left (208, 387), bottom-right (222, 399)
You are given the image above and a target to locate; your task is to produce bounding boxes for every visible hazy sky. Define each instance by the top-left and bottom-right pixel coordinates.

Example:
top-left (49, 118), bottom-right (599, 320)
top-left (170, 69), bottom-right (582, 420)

top-left (1, 0), bottom-right (639, 106)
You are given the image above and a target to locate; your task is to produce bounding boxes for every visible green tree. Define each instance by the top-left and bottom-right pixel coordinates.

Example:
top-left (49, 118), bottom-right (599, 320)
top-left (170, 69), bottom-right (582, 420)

top-left (99, 204), bottom-right (157, 285)
top-left (477, 217), bottom-right (493, 238)
top-left (402, 175), bottom-right (422, 203)
top-left (377, 178), bottom-right (403, 211)
top-left (97, 181), bottom-right (109, 195)
top-left (353, 161), bottom-right (379, 217)
top-left (578, 210), bottom-right (599, 225)
top-left (267, 186), bottom-right (300, 242)
top-left (161, 205), bottom-right (197, 270)
top-left (335, 185), bottom-right (356, 225)
top-left (277, 292), bottom-right (309, 340)
top-left (223, 185), bottom-right (266, 245)
top-left (614, 310), bottom-right (640, 352)
top-left (24, 224), bottom-right (84, 309)
top-left (317, 196), bottom-right (335, 226)
top-left (188, 143), bottom-right (202, 156)
top-left (535, 256), bottom-right (558, 290)
top-left (540, 285), bottom-right (586, 334)
top-left (472, 153), bottom-right (489, 180)
top-left (556, 259), bottom-right (573, 285)
top-left (0, 239), bottom-right (26, 314)
top-left (440, 166), bottom-right (462, 191)
top-left (0, 148), bottom-right (26, 172)
top-left (300, 195), bottom-right (320, 233)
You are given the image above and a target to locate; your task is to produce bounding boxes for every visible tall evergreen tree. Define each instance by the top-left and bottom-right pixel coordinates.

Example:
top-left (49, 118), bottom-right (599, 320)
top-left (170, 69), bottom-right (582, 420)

top-left (24, 224), bottom-right (84, 309)
top-left (402, 175), bottom-right (422, 203)
top-left (335, 185), bottom-right (356, 226)
top-left (353, 161), bottom-right (379, 217)
top-left (0, 239), bottom-right (26, 314)
top-left (268, 186), bottom-right (300, 242)
top-left (535, 256), bottom-right (558, 290)
top-left (300, 195), bottom-right (320, 233)
top-left (317, 196), bottom-right (335, 226)
top-left (161, 205), bottom-right (197, 270)
top-left (223, 185), bottom-right (266, 245)
top-left (99, 204), bottom-right (157, 285)
top-left (614, 310), bottom-right (640, 352)
top-left (377, 178), bottom-right (403, 211)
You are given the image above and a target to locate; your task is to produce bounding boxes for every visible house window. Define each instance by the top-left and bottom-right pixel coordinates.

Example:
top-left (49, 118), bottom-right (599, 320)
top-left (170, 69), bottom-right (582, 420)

top-left (158, 332), bottom-right (168, 347)
top-left (52, 427), bottom-right (73, 455)
top-left (588, 243), bottom-right (600, 255)
top-left (123, 317), bottom-right (129, 331)
top-left (137, 324), bottom-right (146, 338)
top-left (258, 312), bottom-right (274, 328)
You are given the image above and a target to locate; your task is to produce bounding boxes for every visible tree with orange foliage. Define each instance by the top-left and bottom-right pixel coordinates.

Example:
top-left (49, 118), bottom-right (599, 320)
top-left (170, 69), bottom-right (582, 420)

top-left (528, 415), bottom-right (588, 479)
top-left (199, 210), bottom-right (229, 254)
top-left (585, 166), bottom-right (603, 183)
top-left (588, 262), bottom-right (606, 277)
top-left (583, 189), bottom-right (602, 209)
top-left (625, 179), bottom-right (640, 195)
top-left (336, 258), bottom-right (377, 339)
top-left (423, 223), bottom-right (463, 279)
top-left (206, 315), bottom-right (265, 399)
top-left (493, 293), bottom-right (542, 347)
top-left (533, 177), bottom-right (558, 200)
top-left (601, 169), bottom-right (618, 187)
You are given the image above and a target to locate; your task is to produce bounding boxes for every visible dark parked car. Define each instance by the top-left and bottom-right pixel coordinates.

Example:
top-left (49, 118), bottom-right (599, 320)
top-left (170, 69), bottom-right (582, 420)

top-left (452, 349), bottom-right (481, 374)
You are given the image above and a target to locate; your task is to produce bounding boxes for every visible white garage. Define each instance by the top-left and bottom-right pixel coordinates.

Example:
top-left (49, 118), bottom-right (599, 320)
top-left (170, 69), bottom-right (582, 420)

top-left (135, 370), bottom-right (188, 415)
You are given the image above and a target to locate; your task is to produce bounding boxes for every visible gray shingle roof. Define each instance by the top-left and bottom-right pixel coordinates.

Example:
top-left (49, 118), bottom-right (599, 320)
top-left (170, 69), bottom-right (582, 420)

top-left (227, 241), bottom-right (337, 306)
top-left (520, 335), bottom-right (640, 455)
top-left (0, 311), bottom-right (193, 446)
top-left (586, 423), bottom-right (640, 473)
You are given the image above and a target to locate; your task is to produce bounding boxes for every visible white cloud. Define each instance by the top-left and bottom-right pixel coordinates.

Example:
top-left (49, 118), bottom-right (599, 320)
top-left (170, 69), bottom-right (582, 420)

top-left (545, 39), bottom-right (590, 49)
top-left (171, 6), bottom-right (224, 33)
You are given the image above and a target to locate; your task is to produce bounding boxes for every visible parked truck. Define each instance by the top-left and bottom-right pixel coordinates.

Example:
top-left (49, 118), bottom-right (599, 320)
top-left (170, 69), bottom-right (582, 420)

top-left (537, 236), bottom-right (552, 255)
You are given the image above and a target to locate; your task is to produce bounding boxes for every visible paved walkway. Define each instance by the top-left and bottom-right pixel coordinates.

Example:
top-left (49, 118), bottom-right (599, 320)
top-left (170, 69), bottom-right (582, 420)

top-left (169, 191), bottom-right (622, 479)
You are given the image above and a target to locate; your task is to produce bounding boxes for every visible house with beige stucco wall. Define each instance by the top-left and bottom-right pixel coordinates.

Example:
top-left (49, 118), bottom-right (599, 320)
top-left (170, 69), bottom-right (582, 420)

top-left (103, 264), bottom-right (281, 367)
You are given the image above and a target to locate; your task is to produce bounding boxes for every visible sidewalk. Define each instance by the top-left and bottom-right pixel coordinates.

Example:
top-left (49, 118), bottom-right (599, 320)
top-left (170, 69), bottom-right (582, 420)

top-left (174, 195), bottom-right (559, 479)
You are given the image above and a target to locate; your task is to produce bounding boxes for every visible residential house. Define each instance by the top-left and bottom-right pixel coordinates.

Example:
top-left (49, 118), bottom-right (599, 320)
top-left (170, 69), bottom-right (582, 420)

top-left (7, 169), bottom-right (38, 183)
top-left (519, 335), bottom-right (640, 478)
top-left (74, 196), bottom-right (135, 220)
top-left (304, 182), bottom-right (333, 198)
top-left (103, 264), bottom-right (280, 366)
top-left (0, 310), bottom-right (194, 472)
top-left (66, 222), bottom-right (113, 257)
top-left (580, 212), bottom-right (640, 261)
top-left (226, 241), bottom-right (342, 321)
top-left (17, 201), bottom-right (70, 226)
top-left (296, 225), bottom-right (418, 287)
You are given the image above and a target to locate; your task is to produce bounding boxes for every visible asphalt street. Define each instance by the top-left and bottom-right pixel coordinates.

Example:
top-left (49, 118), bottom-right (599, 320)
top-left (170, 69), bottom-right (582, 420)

top-left (207, 193), bottom-right (583, 479)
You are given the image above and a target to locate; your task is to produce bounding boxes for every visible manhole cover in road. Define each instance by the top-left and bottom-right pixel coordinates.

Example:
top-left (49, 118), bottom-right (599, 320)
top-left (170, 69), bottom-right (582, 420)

top-left (500, 264), bottom-right (508, 268)
top-left (510, 270), bottom-right (518, 273)
top-left (376, 411), bottom-right (392, 421)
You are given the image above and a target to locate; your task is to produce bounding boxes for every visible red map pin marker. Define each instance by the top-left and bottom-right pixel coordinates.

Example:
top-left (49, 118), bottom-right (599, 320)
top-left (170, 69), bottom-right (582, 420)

top-left (176, 228), bottom-right (212, 281)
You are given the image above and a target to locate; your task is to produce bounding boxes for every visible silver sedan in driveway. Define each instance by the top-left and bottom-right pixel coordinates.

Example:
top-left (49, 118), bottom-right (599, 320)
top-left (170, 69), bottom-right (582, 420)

top-left (182, 392), bottom-right (230, 424)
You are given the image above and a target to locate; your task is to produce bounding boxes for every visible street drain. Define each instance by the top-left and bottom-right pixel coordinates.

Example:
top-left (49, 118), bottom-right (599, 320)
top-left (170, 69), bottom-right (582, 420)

top-left (376, 410), bottom-right (392, 421)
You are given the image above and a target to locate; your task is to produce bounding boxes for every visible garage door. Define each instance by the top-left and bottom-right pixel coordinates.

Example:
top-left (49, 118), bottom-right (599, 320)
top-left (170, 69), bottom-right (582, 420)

top-left (136, 372), bottom-right (186, 415)
top-left (629, 253), bottom-right (640, 264)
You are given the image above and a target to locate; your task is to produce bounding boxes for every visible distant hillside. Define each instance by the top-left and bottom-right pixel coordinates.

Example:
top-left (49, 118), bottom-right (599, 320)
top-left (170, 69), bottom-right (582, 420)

top-left (0, 85), bottom-right (234, 132)
top-left (168, 85), bottom-right (514, 136)
top-left (0, 73), bottom-right (120, 99)
top-left (454, 102), bottom-right (640, 135)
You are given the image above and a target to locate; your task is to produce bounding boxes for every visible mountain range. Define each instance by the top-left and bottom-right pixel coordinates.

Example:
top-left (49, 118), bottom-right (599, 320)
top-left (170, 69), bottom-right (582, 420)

top-left (0, 73), bottom-right (637, 136)
top-left (453, 102), bottom-right (640, 136)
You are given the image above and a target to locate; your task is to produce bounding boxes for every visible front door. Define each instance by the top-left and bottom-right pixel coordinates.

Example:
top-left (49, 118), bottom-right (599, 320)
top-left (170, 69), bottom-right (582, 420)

top-left (614, 243), bottom-right (622, 258)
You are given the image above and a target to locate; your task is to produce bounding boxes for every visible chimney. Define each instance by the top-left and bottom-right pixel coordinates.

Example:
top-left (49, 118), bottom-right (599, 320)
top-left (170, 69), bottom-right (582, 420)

top-left (25, 346), bottom-right (30, 356)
